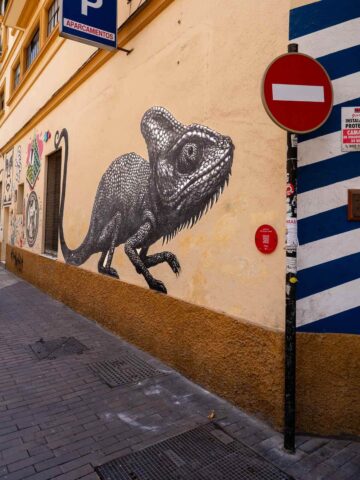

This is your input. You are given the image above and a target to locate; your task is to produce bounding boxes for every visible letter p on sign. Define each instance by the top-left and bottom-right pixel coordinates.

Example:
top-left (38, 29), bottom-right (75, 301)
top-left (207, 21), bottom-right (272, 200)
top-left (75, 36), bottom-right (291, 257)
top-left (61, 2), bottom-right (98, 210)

top-left (81, 0), bottom-right (103, 16)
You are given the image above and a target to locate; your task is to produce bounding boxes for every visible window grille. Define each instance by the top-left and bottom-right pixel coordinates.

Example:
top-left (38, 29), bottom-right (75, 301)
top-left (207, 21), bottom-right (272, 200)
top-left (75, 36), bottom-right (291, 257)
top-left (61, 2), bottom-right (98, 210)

top-left (26, 28), bottom-right (40, 69)
top-left (47, 0), bottom-right (59, 36)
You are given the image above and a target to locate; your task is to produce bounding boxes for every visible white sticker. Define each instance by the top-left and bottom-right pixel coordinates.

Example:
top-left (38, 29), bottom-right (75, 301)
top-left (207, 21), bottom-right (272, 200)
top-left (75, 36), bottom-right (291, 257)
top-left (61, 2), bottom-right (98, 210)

top-left (286, 218), bottom-right (298, 249)
top-left (286, 256), bottom-right (297, 274)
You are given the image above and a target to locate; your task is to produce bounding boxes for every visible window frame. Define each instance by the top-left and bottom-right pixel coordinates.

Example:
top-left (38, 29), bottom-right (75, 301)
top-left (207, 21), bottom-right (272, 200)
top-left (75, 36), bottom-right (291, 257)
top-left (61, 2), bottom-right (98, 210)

top-left (6, 2), bottom-right (62, 107)
top-left (47, 0), bottom-right (60, 37)
top-left (0, 81), bottom-right (5, 115)
top-left (44, 149), bottom-right (62, 257)
top-left (17, 183), bottom-right (24, 215)
top-left (0, 24), bottom-right (8, 61)
top-left (0, 0), bottom-right (9, 17)
top-left (25, 26), bottom-right (40, 70)
top-left (11, 57), bottom-right (21, 92)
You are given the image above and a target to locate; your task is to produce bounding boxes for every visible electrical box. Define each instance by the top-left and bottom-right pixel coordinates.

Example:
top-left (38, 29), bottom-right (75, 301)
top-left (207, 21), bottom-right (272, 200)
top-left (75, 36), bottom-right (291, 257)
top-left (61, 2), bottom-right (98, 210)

top-left (348, 189), bottom-right (360, 221)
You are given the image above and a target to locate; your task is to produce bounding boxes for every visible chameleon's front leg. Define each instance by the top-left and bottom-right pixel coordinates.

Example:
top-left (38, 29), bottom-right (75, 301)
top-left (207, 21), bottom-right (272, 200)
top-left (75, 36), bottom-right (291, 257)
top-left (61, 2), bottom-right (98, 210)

top-left (124, 223), bottom-right (167, 294)
top-left (140, 248), bottom-right (181, 276)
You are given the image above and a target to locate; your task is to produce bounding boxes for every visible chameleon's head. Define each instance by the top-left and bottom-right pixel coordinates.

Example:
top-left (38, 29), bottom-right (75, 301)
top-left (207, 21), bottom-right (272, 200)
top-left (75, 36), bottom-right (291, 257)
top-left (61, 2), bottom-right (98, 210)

top-left (141, 107), bottom-right (234, 232)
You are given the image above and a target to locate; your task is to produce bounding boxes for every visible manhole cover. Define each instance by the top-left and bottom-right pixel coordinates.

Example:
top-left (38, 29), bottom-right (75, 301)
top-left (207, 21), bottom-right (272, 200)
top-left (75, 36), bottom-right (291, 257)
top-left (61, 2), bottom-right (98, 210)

top-left (95, 424), bottom-right (294, 480)
top-left (29, 337), bottom-right (89, 360)
top-left (88, 352), bottom-right (166, 387)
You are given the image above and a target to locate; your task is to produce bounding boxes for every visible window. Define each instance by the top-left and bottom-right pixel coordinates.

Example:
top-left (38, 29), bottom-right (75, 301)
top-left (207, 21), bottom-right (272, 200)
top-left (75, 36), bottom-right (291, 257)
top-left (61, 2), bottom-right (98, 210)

top-left (0, 88), bottom-right (4, 114)
top-left (17, 184), bottom-right (24, 214)
top-left (47, 0), bottom-right (59, 36)
top-left (26, 28), bottom-right (40, 69)
top-left (44, 150), bottom-right (62, 256)
top-left (13, 62), bottom-right (20, 89)
top-left (0, 25), bottom-right (8, 58)
top-left (0, 0), bottom-right (9, 17)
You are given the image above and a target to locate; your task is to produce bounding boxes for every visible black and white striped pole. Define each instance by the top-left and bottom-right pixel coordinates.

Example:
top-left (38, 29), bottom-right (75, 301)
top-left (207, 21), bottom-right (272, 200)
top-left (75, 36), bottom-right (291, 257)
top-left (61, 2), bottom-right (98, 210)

top-left (284, 41), bottom-right (299, 454)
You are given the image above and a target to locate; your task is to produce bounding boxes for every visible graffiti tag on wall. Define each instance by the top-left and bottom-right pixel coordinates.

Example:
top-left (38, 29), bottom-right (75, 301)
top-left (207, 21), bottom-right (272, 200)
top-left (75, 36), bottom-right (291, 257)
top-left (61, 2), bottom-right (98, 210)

top-left (3, 149), bottom-right (13, 206)
top-left (26, 134), bottom-right (43, 189)
top-left (15, 146), bottom-right (22, 184)
top-left (26, 191), bottom-right (39, 247)
top-left (55, 107), bottom-right (234, 294)
top-left (10, 249), bottom-right (23, 273)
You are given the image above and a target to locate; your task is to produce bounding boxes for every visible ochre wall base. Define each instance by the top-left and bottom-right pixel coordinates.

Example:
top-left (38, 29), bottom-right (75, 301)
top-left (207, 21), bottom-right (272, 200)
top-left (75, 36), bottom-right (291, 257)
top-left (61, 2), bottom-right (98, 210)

top-left (5, 246), bottom-right (360, 437)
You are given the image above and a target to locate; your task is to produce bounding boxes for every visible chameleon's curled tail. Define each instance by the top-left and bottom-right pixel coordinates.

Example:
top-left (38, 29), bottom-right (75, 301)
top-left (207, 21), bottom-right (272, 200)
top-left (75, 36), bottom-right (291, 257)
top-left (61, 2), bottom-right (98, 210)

top-left (55, 129), bottom-right (92, 266)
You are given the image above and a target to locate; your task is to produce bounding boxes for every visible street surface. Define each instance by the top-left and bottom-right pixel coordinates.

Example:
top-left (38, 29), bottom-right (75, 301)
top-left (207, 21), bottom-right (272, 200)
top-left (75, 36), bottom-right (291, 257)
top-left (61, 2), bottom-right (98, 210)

top-left (0, 267), bottom-right (359, 479)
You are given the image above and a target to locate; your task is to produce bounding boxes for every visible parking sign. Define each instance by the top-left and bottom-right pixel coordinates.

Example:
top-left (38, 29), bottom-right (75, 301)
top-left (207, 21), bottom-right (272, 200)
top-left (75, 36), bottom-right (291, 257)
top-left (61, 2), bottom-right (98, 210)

top-left (60, 0), bottom-right (117, 51)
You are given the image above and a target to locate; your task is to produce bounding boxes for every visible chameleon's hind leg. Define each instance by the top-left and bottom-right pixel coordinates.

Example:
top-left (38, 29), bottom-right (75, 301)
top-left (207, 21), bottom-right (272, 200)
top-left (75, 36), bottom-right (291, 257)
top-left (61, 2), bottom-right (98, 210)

top-left (140, 248), bottom-right (181, 276)
top-left (125, 222), bottom-right (167, 294)
top-left (98, 249), bottom-right (119, 279)
top-left (98, 213), bottom-right (121, 279)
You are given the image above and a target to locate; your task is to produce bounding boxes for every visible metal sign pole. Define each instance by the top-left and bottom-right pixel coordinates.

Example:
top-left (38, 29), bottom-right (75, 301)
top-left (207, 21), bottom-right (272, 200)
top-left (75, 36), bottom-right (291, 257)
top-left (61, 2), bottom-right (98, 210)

top-left (284, 42), bottom-right (298, 454)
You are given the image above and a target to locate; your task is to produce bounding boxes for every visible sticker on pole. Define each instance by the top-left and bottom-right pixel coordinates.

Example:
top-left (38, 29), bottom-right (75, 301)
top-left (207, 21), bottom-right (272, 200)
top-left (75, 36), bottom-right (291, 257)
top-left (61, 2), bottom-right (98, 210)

top-left (261, 53), bottom-right (333, 134)
top-left (255, 225), bottom-right (278, 254)
top-left (60, 0), bottom-right (118, 51)
top-left (341, 107), bottom-right (360, 152)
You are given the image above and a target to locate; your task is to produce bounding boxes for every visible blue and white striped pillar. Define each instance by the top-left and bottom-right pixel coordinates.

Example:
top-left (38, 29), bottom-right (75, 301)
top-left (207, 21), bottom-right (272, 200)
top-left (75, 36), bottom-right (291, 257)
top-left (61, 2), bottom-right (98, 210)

top-left (290, 1), bottom-right (360, 334)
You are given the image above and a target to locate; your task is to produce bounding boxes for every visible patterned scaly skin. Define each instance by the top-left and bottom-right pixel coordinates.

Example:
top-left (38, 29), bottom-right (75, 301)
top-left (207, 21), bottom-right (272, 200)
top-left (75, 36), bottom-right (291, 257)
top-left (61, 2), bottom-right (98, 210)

top-left (56, 107), bottom-right (234, 293)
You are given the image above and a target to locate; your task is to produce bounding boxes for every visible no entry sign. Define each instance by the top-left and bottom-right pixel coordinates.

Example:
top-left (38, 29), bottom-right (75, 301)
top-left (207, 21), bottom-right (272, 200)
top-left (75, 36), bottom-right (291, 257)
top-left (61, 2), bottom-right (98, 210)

top-left (261, 53), bottom-right (333, 134)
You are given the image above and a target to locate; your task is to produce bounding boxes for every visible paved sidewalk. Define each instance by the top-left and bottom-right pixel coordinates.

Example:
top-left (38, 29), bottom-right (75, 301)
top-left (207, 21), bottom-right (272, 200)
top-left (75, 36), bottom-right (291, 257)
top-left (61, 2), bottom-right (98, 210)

top-left (0, 266), bottom-right (359, 480)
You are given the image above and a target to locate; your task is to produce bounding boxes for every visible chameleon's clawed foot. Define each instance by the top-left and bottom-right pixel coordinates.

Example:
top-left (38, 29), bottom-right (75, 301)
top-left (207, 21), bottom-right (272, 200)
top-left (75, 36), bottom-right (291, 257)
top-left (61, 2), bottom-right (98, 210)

top-left (166, 253), bottom-right (181, 276)
top-left (149, 278), bottom-right (167, 294)
top-left (99, 266), bottom-right (120, 279)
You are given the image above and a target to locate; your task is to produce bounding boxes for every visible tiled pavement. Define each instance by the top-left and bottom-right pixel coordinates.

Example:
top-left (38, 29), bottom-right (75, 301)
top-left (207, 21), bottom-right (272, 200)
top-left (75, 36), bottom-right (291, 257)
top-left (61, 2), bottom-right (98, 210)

top-left (0, 266), bottom-right (359, 480)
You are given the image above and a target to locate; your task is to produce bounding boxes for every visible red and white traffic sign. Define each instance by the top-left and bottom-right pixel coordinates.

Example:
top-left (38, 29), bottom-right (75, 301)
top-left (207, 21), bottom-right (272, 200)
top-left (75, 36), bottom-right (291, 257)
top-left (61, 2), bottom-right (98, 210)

top-left (261, 53), bottom-right (333, 134)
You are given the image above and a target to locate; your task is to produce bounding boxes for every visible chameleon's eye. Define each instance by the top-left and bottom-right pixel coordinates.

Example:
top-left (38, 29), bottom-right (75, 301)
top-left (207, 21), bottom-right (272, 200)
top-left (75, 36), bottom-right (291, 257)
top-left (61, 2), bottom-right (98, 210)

top-left (177, 143), bottom-right (199, 174)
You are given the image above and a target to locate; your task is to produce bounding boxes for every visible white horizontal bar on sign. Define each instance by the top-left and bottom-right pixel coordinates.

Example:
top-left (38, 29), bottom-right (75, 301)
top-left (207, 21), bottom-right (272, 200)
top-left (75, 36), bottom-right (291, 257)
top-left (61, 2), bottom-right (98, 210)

top-left (298, 229), bottom-right (360, 271)
top-left (298, 176), bottom-right (360, 220)
top-left (292, 17), bottom-right (360, 59)
top-left (298, 131), bottom-right (346, 168)
top-left (272, 84), bottom-right (325, 102)
top-left (333, 71), bottom-right (360, 106)
top-left (297, 278), bottom-right (360, 327)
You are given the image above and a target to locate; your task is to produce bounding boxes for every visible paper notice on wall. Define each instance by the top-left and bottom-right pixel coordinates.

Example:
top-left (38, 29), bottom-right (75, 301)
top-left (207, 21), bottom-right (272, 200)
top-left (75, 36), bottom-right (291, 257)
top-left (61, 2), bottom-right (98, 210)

top-left (286, 256), bottom-right (297, 275)
top-left (286, 218), bottom-right (298, 249)
top-left (342, 107), bottom-right (360, 152)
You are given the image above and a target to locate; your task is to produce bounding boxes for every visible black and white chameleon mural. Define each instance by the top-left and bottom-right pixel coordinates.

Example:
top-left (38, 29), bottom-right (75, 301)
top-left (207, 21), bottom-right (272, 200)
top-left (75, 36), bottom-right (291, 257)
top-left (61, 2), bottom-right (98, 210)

top-left (56, 107), bottom-right (234, 293)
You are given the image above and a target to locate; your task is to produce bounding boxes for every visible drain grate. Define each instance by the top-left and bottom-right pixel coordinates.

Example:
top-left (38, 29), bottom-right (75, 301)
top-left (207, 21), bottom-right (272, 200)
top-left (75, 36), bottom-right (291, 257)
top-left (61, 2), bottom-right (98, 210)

top-left (88, 352), bottom-right (166, 387)
top-left (95, 423), bottom-right (293, 480)
top-left (29, 337), bottom-right (89, 360)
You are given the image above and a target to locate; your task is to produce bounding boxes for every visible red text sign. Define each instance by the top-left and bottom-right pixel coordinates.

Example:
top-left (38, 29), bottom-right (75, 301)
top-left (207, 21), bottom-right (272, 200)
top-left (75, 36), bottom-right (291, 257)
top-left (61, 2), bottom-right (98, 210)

top-left (255, 225), bottom-right (278, 254)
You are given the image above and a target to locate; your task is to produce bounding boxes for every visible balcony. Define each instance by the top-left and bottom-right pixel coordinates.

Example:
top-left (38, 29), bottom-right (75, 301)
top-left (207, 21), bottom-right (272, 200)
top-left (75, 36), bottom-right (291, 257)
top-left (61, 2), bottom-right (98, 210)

top-left (3, 0), bottom-right (38, 29)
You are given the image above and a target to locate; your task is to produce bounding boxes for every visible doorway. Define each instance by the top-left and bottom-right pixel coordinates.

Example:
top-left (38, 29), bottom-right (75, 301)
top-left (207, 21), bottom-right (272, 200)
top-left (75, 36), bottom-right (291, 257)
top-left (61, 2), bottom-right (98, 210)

top-left (1, 207), bottom-right (9, 262)
top-left (44, 150), bottom-right (62, 256)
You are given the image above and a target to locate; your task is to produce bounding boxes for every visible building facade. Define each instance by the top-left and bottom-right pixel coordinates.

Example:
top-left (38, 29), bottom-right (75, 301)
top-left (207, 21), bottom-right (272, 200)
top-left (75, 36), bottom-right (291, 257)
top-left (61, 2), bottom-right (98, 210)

top-left (0, 0), bottom-right (358, 436)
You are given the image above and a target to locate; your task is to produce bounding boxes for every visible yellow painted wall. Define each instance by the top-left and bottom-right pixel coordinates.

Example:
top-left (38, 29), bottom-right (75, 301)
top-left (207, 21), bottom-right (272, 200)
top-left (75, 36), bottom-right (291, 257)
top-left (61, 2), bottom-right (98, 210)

top-left (1, 0), bottom-right (290, 330)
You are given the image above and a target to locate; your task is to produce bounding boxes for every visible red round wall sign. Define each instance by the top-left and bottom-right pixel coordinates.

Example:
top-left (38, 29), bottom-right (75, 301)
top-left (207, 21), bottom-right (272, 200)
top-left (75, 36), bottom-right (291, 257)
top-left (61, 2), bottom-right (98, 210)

top-left (255, 225), bottom-right (278, 254)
